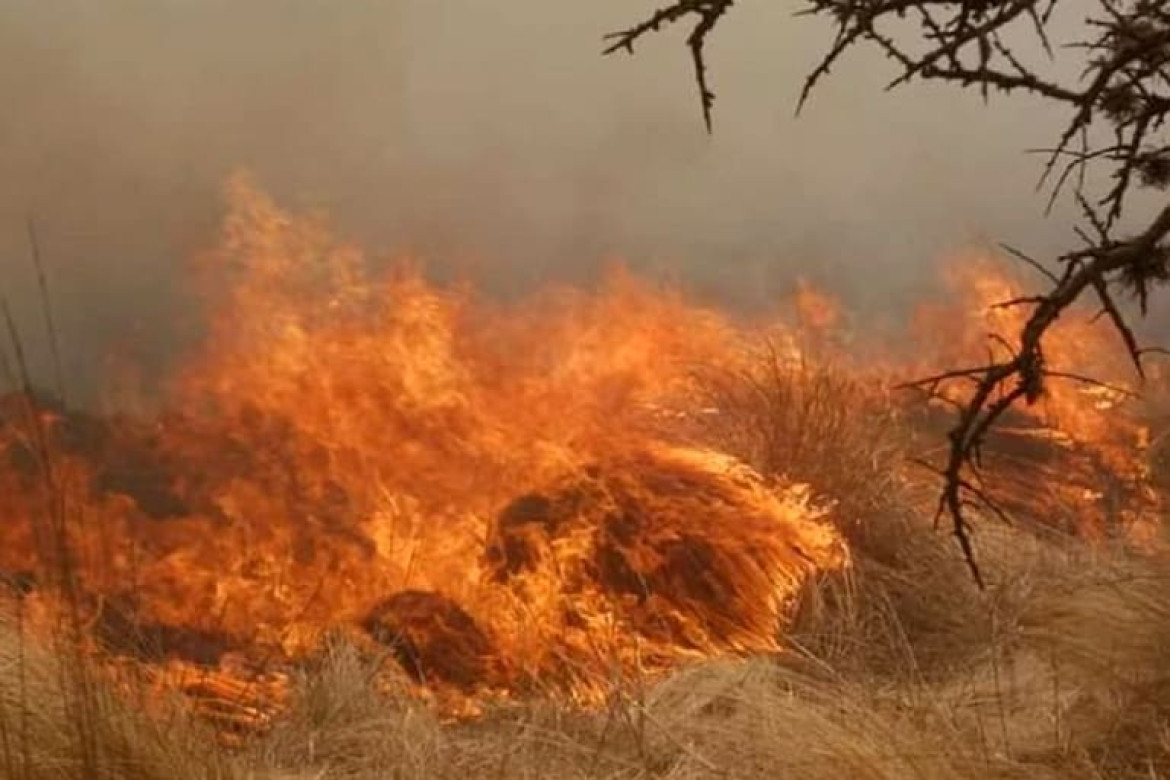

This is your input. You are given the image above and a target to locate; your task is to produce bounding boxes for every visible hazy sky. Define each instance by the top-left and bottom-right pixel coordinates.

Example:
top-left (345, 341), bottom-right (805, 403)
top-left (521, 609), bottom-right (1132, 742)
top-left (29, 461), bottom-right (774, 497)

top-left (0, 0), bottom-right (1096, 398)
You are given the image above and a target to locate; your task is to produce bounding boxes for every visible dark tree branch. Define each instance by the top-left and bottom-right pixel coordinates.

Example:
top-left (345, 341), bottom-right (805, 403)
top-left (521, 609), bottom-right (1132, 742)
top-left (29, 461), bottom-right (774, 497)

top-left (605, 0), bottom-right (1170, 583)
top-left (603, 1), bottom-right (736, 131)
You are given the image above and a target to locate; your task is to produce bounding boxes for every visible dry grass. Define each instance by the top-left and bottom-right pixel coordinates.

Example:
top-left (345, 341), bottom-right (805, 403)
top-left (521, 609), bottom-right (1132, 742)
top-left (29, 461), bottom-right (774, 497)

top-left (697, 343), bottom-right (994, 677)
top-left (0, 613), bottom-right (236, 780)
top-left (694, 345), bottom-right (908, 531)
top-left (14, 529), bottom-right (1170, 780)
top-left (245, 532), bottom-right (1170, 780)
top-left (7, 345), bottom-right (1170, 779)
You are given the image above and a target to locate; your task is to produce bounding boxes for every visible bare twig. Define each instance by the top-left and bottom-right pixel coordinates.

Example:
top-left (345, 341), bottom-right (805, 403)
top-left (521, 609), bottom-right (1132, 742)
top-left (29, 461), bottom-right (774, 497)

top-left (606, 0), bottom-right (1170, 583)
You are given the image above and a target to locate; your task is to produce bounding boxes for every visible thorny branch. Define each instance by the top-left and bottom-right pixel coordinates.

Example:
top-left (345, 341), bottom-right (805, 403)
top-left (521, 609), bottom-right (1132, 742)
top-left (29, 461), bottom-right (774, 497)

top-left (603, 1), bottom-right (735, 131)
top-left (605, 1), bottom-right (1170, 584)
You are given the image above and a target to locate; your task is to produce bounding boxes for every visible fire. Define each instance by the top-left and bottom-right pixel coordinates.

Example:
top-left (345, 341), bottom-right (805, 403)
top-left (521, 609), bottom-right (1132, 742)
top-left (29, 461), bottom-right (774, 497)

top-left (793, 278), bottom-right (841, 333)
top-left (914, 253), bottom-right (1142, 444)
top-left (0, 178), bottom-right (1161, 732)
top-left (910, 252), bottom-right (1159, 537)
top-left (0, 178), bottom-right (848, 723)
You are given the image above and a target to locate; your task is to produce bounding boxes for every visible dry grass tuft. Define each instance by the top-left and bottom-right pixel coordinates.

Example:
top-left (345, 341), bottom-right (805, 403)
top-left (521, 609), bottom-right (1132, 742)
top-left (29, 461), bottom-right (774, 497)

top-left (7, 501), bottom-right (1170, 780)
top-left (695, 344), bottom-right (907, 530)
top-left (237, 346), bottom-right (1170, 780)
top-left (256, 637), bottom-right (442, 778)
top-left (697, 345), bottom-right (994, 677)
top-left (7, 340), bottom-right (1170, 779)
top-left (0, 614), bottom-right (236, 780)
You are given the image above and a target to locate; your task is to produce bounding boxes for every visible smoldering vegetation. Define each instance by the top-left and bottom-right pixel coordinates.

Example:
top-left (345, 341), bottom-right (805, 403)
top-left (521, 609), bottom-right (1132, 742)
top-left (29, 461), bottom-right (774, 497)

top-left (4, 357), bottom-right (1170, 780)
top-left (4, 4), bottom-right (1170, 780)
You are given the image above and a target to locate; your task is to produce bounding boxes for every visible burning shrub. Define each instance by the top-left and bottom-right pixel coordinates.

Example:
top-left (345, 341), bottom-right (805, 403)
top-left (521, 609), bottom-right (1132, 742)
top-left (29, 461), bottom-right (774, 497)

top-left (476, 444), bottom-right (847, 699)
top-left (1, 179), bottom-right (1167, 760)
top-left (361, 590), bottom-right (498, 692)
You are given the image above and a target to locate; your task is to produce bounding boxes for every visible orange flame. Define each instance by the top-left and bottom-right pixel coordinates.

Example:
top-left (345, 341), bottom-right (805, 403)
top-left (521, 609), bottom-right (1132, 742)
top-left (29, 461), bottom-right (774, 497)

top-left (0, 180), bottom-right (1161, 727)
top-left (0, 178), bottom-right (848, 714)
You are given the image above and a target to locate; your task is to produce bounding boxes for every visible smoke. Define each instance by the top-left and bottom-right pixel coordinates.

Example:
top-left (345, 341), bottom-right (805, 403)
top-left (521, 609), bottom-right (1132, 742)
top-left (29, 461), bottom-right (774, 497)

top-left (0, 0), bottom-right (1084, 402)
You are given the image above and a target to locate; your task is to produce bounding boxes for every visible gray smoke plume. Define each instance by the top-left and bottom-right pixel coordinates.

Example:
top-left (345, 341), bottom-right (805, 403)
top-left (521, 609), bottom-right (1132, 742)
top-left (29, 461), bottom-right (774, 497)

top-left (0, 0), bottom-right (1087, 403)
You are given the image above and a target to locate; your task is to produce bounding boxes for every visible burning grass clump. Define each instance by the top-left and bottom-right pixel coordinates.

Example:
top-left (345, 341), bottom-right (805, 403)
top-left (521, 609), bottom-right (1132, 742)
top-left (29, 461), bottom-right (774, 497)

top-left (8, 533), bottom-right (1170, 780)
top-left (3, 179), bottom-right (1170, 776)
top-left (6, 441), bottom-right (1170, 780)
top-left (692, 346), bottom-right (993, 676)
top-left (474, 443), bottom-right (848, 698)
